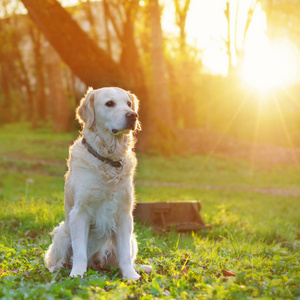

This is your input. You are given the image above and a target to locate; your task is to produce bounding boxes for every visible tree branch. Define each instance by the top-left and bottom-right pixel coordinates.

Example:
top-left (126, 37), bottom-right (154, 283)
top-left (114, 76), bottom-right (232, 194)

top-left (21, 0), bottom-right (128, 88)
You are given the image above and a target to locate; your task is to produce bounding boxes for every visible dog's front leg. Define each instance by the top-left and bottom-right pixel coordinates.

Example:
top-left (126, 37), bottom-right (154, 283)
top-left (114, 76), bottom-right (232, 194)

top-left (69, 207), bottom-right (90, 278)
top-left (115, 214), bottom-right (140, 280)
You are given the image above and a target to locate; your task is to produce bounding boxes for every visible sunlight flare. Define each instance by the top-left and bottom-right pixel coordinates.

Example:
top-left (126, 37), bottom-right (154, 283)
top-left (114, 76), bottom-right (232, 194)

top-left (241, 3), bottom-right (299, 91)
top-left (242, 39), bottom-right (299, 91)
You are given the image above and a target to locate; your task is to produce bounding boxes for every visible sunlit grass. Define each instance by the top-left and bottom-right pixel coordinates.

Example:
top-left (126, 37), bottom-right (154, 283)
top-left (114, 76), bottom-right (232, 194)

top-left (0, 124), bottom-right (299, 299)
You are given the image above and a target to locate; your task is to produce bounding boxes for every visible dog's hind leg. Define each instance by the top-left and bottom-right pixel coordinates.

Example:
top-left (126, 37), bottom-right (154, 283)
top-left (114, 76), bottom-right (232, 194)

top-left (45, 221), bottom-right (72, 272)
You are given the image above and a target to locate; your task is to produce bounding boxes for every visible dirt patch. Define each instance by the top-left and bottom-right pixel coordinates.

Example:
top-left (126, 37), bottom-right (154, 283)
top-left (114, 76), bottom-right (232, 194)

top-left (1, 152), bottom-right (65, 176)
top-left (136, 181), bottom-right (300, 197)
top-left (2, 152), bottom-right (64, 167)
top-left (180, 128), bottom-right (300, 167)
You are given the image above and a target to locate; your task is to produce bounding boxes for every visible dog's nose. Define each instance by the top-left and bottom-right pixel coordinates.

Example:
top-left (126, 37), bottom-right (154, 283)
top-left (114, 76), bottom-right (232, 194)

top-left (126, 111), bottom-right (137, 121)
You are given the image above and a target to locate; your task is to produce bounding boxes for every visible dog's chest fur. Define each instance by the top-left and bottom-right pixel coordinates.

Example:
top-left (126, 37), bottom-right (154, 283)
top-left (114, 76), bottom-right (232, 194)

top-left (65, 138), bottom-right (136, 238)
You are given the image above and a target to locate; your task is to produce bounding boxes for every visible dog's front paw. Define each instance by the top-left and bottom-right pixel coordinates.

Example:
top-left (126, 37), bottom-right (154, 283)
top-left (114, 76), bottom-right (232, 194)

top-left (70, 270), bottom-right (86, 278)
top-left (70, 265), bottom-right (87, 278)
top-left (122, 267), bottom-right (140, 281)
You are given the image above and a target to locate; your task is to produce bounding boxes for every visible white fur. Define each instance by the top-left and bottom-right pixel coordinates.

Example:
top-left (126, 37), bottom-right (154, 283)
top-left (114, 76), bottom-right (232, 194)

top-left (45, 87), bottom-right (150, 280)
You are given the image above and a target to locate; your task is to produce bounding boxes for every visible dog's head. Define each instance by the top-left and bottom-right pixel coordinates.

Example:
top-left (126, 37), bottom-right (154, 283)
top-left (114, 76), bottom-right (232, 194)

top-left (76, 87), bottom-right (140, 135)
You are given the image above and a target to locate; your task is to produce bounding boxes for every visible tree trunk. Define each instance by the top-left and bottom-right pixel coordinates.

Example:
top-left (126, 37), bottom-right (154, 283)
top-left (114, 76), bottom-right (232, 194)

top-left (0, 63), bottom-right (13, 123)
top-left (143, 0), bottom-right (181, 155)
top-left (44, 46), bottom-right (70, 131)
top-left (14, 38), bottom-right (35, 127)
top-left (225, 0), bottom-right (258, 75)
top-left (224, 1), bottom-right (233, 75)
top-left (148, 0), bottom-right (173, 126)
top-left (21, 0), bottom-right (128, 89)
top-left (120, 0), bottom-right (144, 88)
top-left (174, 0), bottom-right (191, 57)
top-left (31, 28), bottom-right (47, 123)
top-left (102, 0), bottom-right (112, 56)
top-left (80, 0), bottom-right (99, 41)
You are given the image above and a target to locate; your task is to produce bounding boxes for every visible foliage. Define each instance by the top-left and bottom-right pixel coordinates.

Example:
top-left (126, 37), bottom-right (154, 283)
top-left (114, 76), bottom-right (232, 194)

top-left (0, 124), bottom-right (300, 299)
top-left (2, 1), bottom-right (300, 150)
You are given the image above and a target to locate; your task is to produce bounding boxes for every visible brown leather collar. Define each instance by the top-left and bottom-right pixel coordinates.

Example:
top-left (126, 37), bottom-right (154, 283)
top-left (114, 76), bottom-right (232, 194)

top-left (82, 137), bottom-right (123, 168)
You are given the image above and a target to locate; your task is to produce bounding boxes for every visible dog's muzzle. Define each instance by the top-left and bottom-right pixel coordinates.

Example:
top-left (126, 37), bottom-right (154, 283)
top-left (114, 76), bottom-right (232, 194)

top-left (112, 112), bottom-right (138, 134)
top-left (126, 111), bottom-right (138, 130)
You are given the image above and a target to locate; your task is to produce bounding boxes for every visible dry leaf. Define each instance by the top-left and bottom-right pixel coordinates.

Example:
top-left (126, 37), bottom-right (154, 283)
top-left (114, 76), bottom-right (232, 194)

top-left (221, 269), bottom-right (236, 277)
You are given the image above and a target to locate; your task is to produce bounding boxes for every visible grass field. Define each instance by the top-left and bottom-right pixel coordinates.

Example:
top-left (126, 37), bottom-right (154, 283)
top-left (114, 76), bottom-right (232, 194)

top-left (0, 124), bottom-right (299, 299)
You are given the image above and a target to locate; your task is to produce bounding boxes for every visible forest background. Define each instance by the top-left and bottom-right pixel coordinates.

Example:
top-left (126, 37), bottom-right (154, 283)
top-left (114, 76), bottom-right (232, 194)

top-left (1, 0), bottom-right (300, 160)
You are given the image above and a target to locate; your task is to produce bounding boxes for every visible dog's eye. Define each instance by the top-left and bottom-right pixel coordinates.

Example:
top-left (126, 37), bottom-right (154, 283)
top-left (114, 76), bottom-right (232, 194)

top-left (105, 100), bottom-right (115, 107)
top-left (127, 101), bottom-right (132, 108)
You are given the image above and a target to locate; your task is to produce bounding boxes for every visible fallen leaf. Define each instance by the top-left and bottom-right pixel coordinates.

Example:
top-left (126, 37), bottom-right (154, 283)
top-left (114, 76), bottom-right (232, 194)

top-left (221, 269), bottom-right (236, 277)
top-left (180, 268), bottom-right (188, 274)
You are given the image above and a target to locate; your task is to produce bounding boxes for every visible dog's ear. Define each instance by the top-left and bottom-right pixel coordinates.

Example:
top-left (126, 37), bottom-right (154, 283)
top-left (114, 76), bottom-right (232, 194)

top-left (76, 87), bottom-right (95, 129)
top-left (127, 91), bottom-right (139, 113)
top-left (127, 91), bottom-right (141, 131)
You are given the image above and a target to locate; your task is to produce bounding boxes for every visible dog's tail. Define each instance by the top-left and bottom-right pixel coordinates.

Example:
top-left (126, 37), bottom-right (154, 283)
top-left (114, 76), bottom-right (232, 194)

top-left (45, 221), bottom-right (72, 273)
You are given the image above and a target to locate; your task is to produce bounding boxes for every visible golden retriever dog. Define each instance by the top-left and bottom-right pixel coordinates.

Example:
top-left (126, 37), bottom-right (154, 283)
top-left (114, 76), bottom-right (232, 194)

top-left (45, 87), bottom-right (150, 280)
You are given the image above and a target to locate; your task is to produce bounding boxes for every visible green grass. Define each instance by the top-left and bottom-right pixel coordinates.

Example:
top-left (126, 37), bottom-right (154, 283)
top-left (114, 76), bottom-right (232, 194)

top-left (0, 124), bottom-right (299, 299)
